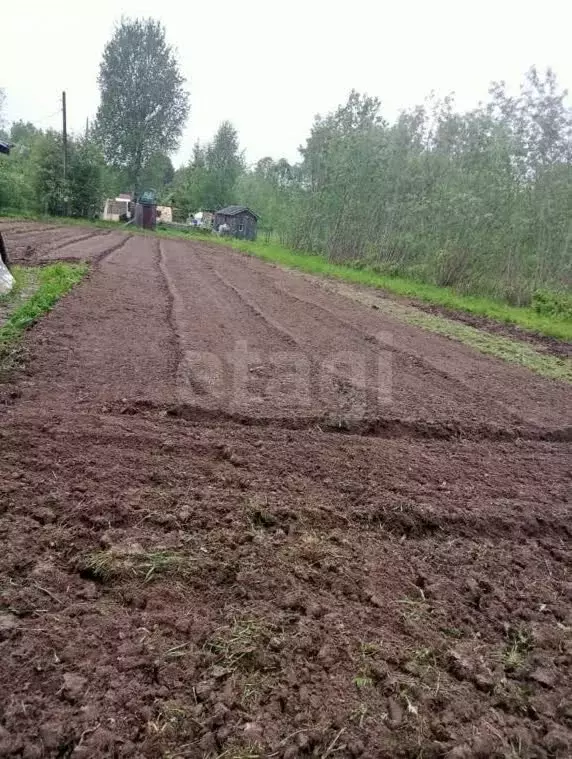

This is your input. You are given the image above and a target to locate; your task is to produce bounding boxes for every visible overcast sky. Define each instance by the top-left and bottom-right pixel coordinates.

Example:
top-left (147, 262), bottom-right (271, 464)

top-left (1, 0), bottom-right (571, 168)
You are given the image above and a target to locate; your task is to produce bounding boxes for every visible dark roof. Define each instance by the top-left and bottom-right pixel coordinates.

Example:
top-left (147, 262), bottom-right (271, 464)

top-left (0, 141), bottom-right (11, 155)
top-left (216, 205), bottom-right (258, 220)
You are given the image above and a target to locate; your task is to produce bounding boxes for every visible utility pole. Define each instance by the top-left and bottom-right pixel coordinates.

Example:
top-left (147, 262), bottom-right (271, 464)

top-left (62, 91), bottom-right (68, 182)
top-left (62, 91), bottom-right (68, 216)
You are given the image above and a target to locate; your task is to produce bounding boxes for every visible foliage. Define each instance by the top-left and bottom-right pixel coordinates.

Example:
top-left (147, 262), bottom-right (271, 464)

top-left (140, 151), bottom-right (175, 200)
top-left (287, 70), bottom-right (572, 303)
top-left (532, 290), bottom-right (572, 320)
top-left (0, 121), bottom-right (40, 210)
top-left (67, 138), bottom-right (106, 218)
top-left (171, 141), bottom-right (207, 219)
top-left (29, 130), bottom-right (67, 215)
top-left (95, 17), bottom-right (189, 192)
top-left (172, 122), bottom-right (244, 217)
top-left (0, 124), bottom-right (106, 217)
top-left (236, 156), bottom-right (298, 241)
top-left (203, 121), bottom-right (244, 207)
top-left (231, 70), bottom-right (572, 304)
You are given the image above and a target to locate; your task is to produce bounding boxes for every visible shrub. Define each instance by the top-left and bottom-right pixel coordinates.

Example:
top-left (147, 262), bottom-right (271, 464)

top-left (532, 290), bottom-right (572, 321)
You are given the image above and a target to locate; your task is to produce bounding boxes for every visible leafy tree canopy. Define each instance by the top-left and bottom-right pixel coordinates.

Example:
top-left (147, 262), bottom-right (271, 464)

top-left (95, 17), bottom-right (189, 192)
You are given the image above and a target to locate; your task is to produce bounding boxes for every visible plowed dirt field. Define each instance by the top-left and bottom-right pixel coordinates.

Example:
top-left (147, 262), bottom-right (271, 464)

top-left (0, 222), bottom-right (570, 759)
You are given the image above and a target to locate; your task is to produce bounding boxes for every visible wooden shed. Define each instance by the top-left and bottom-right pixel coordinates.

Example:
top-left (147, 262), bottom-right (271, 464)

top-left (214, 206), bottom-right (258, 240)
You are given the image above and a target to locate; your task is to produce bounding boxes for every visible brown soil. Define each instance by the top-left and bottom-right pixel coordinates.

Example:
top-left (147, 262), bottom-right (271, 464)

top-left (0, 222), bottom-right (130, 266)
top-left (0, 223), bottom-right (570, 759)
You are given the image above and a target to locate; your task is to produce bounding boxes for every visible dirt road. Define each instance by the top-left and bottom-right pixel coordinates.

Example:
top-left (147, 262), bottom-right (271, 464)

top-left (0, 224), bottom-right (570, 758)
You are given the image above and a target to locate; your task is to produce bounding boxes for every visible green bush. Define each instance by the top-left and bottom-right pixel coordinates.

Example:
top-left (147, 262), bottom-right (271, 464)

top-left (532, 290), bottom-right (572, 321)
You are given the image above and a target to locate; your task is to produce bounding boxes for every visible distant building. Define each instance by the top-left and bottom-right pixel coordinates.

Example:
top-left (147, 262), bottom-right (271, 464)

top-left (192, 209), bottom-right (215, 229)
top-left (102, 197), bottom-right (131, 222)
top-left (214, 206), bottom-right (258, 240)
top-left (157, 205), bottom-right (173, 224)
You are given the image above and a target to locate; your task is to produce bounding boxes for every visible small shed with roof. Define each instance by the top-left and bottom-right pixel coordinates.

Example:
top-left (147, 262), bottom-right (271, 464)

top-left (214, 206), bottom-right (258, 240)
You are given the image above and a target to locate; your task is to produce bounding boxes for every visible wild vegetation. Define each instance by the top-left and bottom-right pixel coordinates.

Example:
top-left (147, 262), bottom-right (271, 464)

top-left (0, 18), bottom-right (187, 216)
top-left (95, 17), bottom-right (189, 192)
top-left (0, 262), bottom-right (87, 367)
top-left (1, 17), bottom-right (571, 312)
top-left (235, 72), bottom-right (571, 307)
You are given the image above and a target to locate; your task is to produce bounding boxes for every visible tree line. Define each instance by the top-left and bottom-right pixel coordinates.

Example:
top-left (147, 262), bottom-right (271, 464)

top-left (260, 72), bottom-right (572, 304)
top-left (1, 17), bottom-right (571, 304)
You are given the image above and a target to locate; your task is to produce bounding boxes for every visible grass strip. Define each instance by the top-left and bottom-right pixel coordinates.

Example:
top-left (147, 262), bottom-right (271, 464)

top-left (401, 308), bottom-right (572, 383)
top-left (320, 281), bottom-right (572, 382)
top-left (0, 262), bottom-right (87, 358)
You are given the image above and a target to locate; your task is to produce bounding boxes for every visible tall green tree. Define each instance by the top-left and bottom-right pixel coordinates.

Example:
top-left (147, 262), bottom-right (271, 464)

top-left (95, 17), bottom-right (189, 192)
top-left (140, 152), bottom-right (175, 199)
top-left (173, 123), bottom-right (244, 213)
top-left (67, 138), bottom-right (105, 218)
top-left (30, 131), bottom-right (66, 215)
top-left (204, 121), bottom-right (243, 207)
top-left (27, 131), bottom-right (104, 217)
top-left (171, 141), bottom-right (210, 218)
top-left (237, 156), bottom-right (299, 240)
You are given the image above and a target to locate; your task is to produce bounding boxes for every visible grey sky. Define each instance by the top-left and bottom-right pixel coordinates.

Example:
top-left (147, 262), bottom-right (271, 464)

top-left (2, 0), bottom-right (571, 168)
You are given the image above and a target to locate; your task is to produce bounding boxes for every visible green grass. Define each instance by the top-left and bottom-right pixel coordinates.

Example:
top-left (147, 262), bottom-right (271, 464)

top-left (218, 238), bottom-right (572, 342)
top-left (400, 308), bottom-right (572, 382)
top-left (0, 262), bottom-right (87, 360)
top-left (0, 265), bottom-right (35, 301)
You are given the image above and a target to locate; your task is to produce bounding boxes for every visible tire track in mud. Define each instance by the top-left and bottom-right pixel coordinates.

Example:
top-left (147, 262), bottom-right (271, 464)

top-left (161, 240), bottom-right (378, 416)
top-left (0, 225), bottom-right (65, 236)
top-left (7, 235), bottom-right (178, 410)
top-left (1, 225), bottom-right (571, 756)
top-left (195, 247), bottom-right (508, 425)
top-left (31, 230), bottom-right (133, 264)
top-left (155, 239), bottom-right (188, 396)
top-left (24, 232), bottom-right (131, 266)
top-left (208, 265), bottom-right (300, 347)
top-left (3, 408), bottom-right (570, 544)
top-left (201, 248), bottom-right (455, 381)
top-left (205, 262), bottom-right (388, 408)
top-left (4, 227), bottom-right (118, 265)
top-left (52, 229), bottom-right (111, 251)
top-left (92, 232), bottom-right (132, 263)
top-left (164, 241), bottom-right (571, 430)
top-left (158, 239), bottom-right (307, 409)
top-left (197, 246), bottom-right (390, 349)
